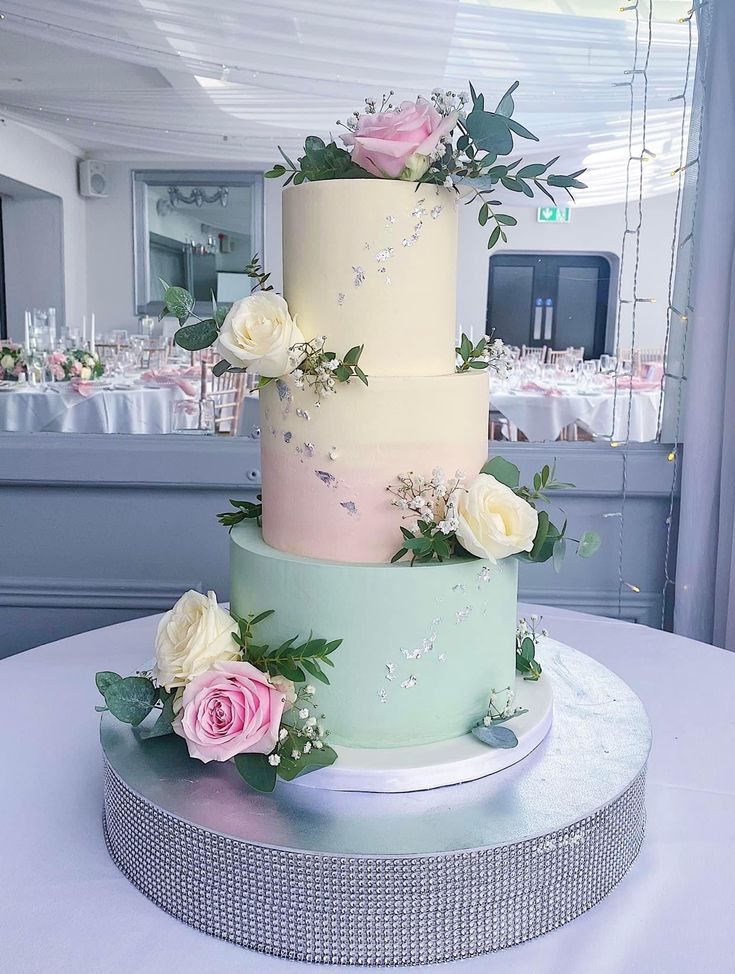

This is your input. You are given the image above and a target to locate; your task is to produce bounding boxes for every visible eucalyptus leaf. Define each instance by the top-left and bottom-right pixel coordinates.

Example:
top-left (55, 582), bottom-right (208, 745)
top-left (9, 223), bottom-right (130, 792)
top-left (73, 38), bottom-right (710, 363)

top-left (212, 359), bottom-right (231, 377)
top-left (465, 109), bottom-right (514, 157)
top-left (276, 744), bottom-right (338, 781)
top-left (103, 676), bottom-right (158, 726)
top-left (553, 537), bottom-right (567, 573)
top-left (161, 284), bottom-right (194, 325)
top-left (139, 689), bottom-right (177, 740)
top-left (95, 671), bottom-right (122, 695)
top-left (530, 510), bottom-right (550, 560)
top-left (472, 724), bottom-right (519, 749)
top-left (174, 319), bottom-right (218, 351)
top-left (234, 753), bottom-right (277, 792)
top-left (577, 531), bottom-right (601, 558)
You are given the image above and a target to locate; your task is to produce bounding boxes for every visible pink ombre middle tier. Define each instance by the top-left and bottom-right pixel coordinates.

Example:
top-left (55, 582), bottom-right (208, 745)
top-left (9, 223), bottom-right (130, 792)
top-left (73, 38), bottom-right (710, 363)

top-left (260, 371), bottom-right (489, 563)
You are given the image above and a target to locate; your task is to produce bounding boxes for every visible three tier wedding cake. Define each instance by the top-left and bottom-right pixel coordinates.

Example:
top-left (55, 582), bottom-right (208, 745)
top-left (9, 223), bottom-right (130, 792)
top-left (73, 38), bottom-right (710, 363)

top-left (96, 84), bottom-right (597, 790)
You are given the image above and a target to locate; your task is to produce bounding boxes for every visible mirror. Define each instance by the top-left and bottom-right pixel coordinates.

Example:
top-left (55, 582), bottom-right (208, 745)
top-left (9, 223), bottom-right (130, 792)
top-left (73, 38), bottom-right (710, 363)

top-left (133, 171), bottom-right (264, 315)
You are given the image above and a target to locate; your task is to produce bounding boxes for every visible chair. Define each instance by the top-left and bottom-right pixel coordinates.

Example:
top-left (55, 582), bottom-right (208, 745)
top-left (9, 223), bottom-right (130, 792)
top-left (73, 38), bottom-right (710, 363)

top-left (546, 349), bottom-right (569, 366)
top-left (521, 345), bottom-right (547, 363)
top-left (207, 370), bottom-right (246, 435)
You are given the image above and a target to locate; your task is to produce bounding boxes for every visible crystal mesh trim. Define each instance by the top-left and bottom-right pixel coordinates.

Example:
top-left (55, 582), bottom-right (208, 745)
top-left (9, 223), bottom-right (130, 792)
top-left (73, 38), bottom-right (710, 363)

top-left (103, 760), bottom-right (645, 965)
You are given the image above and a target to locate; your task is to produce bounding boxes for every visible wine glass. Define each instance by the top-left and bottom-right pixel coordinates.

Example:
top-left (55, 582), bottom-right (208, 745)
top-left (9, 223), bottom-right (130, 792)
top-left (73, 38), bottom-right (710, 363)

top-left (171, 397), bottom-right (215, 435)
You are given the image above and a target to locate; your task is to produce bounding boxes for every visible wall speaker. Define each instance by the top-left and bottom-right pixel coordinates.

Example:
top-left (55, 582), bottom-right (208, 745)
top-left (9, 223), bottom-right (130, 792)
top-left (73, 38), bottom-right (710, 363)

top-left (78, 159), bottom-right (108, 199)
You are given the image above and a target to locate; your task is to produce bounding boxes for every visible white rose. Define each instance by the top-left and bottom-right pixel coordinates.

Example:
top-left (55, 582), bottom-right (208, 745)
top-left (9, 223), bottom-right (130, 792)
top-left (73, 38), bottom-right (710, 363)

top-left (455, 474), bottom-right (538, 562)
top-left (85, 355), bottom-right (95, 367)
top-left (80, 366), bottom-right (92, 380)
top-left (1, 354), bottom-right (14, 370)
top-left (215, 291), bottom-right (305, 377)
top-left (153, 590), bottom-right (239, 691)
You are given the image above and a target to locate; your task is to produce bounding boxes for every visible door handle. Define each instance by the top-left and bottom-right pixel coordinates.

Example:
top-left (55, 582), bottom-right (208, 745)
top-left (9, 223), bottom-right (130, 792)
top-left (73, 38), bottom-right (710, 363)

top-left (544, 298), bottom-right (554, 341)
top-left (533, 298), bottom-right (543, 340)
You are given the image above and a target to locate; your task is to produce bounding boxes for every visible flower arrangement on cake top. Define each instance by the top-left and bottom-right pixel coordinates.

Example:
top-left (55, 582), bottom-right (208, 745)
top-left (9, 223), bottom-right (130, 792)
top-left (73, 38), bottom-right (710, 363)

top-left (265, 83), bottom-right (586, 250)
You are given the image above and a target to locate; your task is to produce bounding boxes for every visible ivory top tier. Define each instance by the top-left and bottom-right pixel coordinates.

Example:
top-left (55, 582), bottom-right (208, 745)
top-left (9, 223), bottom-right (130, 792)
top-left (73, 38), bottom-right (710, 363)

top-left (282, 181), bottom-right (458, 377)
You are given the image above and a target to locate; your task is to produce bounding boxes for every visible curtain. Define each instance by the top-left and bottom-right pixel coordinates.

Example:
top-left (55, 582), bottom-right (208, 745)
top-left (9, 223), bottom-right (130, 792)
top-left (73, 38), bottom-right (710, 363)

top-left (674, 0), bottom-right (735, 650)
top-left (0, 0), bottom-right (695, 206)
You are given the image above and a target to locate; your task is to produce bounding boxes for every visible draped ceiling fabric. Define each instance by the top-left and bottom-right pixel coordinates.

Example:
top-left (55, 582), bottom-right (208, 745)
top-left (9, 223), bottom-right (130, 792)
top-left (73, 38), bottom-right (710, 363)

top-left (0, 0), bottom-right (697, 206)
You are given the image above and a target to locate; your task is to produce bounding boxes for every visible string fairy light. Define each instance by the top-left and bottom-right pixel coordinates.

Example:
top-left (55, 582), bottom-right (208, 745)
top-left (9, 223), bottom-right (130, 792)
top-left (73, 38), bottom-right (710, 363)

top-left (610, 0), bottom-right (654, 617)
top-left (659, 1), bottom-right (710, 627)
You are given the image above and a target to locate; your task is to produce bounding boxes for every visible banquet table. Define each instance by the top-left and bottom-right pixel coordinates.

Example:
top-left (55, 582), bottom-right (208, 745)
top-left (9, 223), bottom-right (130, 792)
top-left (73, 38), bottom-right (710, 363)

top-left (491, 384), bottom-right (661, 442)
top-left (0, 381), bottom-right (191, 434)
top-left (1, 606), bottom-right (732, 974)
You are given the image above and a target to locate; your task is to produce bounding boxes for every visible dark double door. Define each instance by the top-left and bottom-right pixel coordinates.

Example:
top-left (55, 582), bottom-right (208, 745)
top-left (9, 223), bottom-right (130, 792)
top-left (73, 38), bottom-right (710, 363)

top-left (486, 253), bottom-right (612, 359)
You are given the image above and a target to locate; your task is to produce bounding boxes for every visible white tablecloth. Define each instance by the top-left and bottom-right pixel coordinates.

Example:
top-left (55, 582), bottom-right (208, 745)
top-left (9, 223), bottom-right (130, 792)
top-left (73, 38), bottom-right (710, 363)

top-left (491, 387), bottom-right (661, 441)
top-left (1, 606), bottom-right (732, 973)
top-left (0, 383), bottom-right (189, 434)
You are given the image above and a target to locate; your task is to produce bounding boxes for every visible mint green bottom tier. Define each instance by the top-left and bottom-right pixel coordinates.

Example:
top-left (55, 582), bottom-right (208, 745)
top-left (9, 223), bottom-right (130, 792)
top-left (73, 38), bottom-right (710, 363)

top-left (229, 521), bottom-right (518, 749)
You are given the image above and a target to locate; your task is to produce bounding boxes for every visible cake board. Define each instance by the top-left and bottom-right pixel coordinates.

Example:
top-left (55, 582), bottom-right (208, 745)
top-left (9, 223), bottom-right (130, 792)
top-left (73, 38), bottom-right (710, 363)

top-left (101, 640), bottom-right (650, 966)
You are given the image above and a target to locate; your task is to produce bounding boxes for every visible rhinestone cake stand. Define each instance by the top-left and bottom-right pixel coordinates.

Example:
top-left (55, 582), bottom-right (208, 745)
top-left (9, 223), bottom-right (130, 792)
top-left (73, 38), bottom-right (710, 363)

top-left (101, 641), bottom-right (650, 966)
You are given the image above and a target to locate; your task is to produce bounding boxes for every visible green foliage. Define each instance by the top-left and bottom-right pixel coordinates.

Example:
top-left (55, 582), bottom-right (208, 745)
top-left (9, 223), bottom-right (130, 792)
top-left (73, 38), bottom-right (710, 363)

top-left (234, 753), bottom-right (277, 792)
top-left (96, 673), bottom-right (158, 726)
top-left (516, 631), bottom-right (543, 681)
top-left (266, 136), bottom-right (372, 185)
top-left (275, 741), bottom-right (337, 780)
top-left (217, 496), bottom-right (263, 529)
top-left (173, 318), bottom-right (219, 351)
top-left (480, 455), bottom-right (520, 488)
top-left (455, 333), bottom-right (492, 373)
top-left (230, 609), bottom-right (342, 686)
top-left (159, 280), bottom-right (194, 325)
top-left (391, 523), bottom-right (453, 566)
top-left (290, 340), bottom-right (368, 398)
top-left (139, 688), bottom-right (177, 740)
top-left (472, 723), bottom-right (519, 748)
top-left (244, 253), bottom-right (273, 292)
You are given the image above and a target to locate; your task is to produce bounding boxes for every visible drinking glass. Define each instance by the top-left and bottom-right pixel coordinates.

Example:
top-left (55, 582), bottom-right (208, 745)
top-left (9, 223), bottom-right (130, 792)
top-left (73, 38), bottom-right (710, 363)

top-left (171, 397), bottom-right (215, 434)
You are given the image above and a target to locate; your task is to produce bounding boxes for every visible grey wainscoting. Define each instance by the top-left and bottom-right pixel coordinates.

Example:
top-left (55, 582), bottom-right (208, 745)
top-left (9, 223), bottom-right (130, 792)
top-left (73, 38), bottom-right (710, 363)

top-left (0, 435), bottom-right (678, 657)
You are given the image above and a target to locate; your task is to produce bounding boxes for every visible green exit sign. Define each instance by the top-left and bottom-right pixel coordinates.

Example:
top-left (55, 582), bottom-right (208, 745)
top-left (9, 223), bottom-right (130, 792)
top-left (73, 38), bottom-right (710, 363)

top-left (537, 206), bottom-right (571, 224)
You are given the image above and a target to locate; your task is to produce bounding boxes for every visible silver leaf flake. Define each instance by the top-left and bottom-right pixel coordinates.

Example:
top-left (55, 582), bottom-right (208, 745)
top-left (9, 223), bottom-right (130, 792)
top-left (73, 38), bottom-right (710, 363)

top-left (478, 566), bottom-right (493, 583)
top-left (378, 689), bottom-right (387, 703)
top-left (411, 199), bottom-right (427, 218)
top-left (337, 292), bottom-right (345, 306)
top-left (363, 242), bottom-right (370, 251)
top-left (430, 205), bottom-right (443, 220)
top-left (402, 647), bottom-right (422, 661)
top-left (385, 663), bottom-right (396, 682)
top-left (315, 470), bottom-right (337, 487)
top-left (438, 653), bottom-right (447, 663)
top-left (377, 267), bottom-right (392, 285)
top-left (400, 676), bottom-right (418, 689)
top-left (385, 215), bottom-right (396, 228)
top-left (432, 617), bottom-right (442, 626)
top-left (452, 583), bottom-right (466, 593)
top-left (283, 431), bottom-right (292, 444)
top-left (303, 442), bottom-right (315, 458)
top-left (328, 447), bottom-right (339, 460)
top-left (276, 379), bottom-right (292, 402)
top-left (456, 606), bottom-right (472, 624)
top-left (296, 408), bottom-right (310, 421)
top-left (353, 266), bottom-right (365, 287)
top-left (340, 500), bottom-right (358, 516)
top-left (375, 247), bottom-right (394, 262)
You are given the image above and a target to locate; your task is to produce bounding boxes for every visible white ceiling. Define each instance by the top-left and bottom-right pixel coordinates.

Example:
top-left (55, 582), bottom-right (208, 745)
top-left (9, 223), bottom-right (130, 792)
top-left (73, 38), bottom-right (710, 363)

top-left (0, 0), bottom-right (699, 204)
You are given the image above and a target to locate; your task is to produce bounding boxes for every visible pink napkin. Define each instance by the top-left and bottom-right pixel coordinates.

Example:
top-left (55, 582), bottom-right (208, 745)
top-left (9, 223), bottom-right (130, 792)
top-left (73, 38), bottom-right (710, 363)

top-left (69, 379), bottom-right (96, 398)
top-left (141, 371), bottom-right (196, 397)
top-left (520, 381), bottom-right (563, 397)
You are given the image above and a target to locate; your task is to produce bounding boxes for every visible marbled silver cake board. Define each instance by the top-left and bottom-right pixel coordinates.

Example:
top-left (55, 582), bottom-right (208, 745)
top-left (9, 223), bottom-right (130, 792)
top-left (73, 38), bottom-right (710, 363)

top-left (101, 640), bottom-right (650, 966)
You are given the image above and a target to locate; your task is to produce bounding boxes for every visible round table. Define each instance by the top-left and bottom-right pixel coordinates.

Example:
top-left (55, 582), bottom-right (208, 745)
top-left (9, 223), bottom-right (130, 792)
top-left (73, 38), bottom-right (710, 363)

top-left (491, 386), bottom-right (661, 442)
top-left (1, 606), bottom-right (732, 973)
top-left (0, 382), bottom-right (190, 434)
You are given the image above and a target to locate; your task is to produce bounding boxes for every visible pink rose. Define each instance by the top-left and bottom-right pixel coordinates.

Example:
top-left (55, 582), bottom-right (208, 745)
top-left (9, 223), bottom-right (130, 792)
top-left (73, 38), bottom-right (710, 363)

top-left (342, 97), bottom-right (457, 179)
top-left (72, 360), bottom-right (83, 375)
top-left (173, 660), bottom-right (288, 763)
